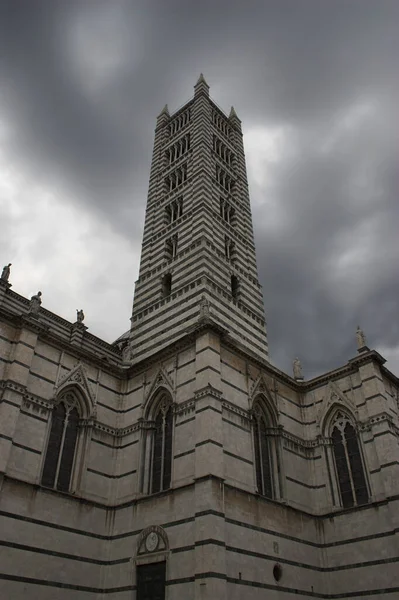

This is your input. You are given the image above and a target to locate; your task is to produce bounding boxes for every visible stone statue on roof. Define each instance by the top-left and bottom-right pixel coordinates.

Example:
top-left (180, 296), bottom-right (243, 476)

top-left (1, 263), bottom-right (11, 282)
top-left (293, 357), bottom-right (303, 380)
top-left (356, 325), bottom-right (367, 350)
top-left (29, 291), bottom-right (42, 314)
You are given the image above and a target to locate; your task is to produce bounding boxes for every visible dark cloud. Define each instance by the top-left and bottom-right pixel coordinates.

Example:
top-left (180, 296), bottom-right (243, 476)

top-left (0, 0), bottom-right (398, 376)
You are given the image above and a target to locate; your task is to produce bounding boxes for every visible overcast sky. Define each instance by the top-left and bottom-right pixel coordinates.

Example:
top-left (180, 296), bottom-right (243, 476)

top-left (0, 0), bottom-right (398, 379)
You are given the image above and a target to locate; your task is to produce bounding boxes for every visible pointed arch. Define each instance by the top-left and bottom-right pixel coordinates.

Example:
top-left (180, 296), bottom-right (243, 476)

top-left (251, 394), bottom-right (278, 499)
top-left (249, 374), bottom-right (277, 417)
top-left (55, 363), bottom-right (96, 419)
top-left (144, 385), bottom-right (174, 421)
top-left (142, 366), bottom-right (175, 419)
top-left (141, 384), bottom-right (175, 495)
top-left (326, 406), bottom-right (369, 508)
top-left (317, 382), bottom-right (357, 435)
top-left (41, 387), bottom-right (87, 492)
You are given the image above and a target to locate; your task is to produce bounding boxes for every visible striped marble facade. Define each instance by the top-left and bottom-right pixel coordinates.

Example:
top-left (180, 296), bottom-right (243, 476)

top-left (0, 76), bottom-right (398, 599)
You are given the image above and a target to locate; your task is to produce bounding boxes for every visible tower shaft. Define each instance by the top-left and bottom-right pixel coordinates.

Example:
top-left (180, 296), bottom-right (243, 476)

top-left (130, 76), bottom-right (268, 363)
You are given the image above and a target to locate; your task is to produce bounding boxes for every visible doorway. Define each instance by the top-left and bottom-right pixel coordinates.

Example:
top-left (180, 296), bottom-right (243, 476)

top-left (137, 561), bottom-right (166, 600)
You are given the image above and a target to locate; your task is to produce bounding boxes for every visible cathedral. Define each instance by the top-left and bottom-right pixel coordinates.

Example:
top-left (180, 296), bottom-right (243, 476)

top-left (0, 75), bottom-right (398, 599)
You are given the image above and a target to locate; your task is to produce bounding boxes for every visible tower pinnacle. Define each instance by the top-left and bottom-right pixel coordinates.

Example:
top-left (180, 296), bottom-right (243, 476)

top-left (194, 73), bottom-right (210, 97)
top-left (156, 104), bottom-right (170, 128)
top-left (159, 104), bottom-right (169, 116)
top-left (196, 73), bottom-right (208, 86)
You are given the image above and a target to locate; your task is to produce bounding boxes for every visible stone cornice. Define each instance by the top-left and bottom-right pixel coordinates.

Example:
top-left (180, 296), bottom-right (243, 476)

top-left (0, 379), bottom-right (27, 396)
top-left (194, 384), bottom-right (223, 400)
top-left (175, 398), bottom-right (195, 416)
top-left (222, 398), bottom-right (249, 420)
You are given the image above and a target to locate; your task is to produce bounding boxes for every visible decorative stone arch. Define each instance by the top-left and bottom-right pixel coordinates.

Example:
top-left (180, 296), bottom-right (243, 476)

top-left (321, 400), bottom-right (369, 509)
top-left (134, 526), bottom-right (170, 598)
top-left (248, 375), bottom-right (278, 420)
top-left (55, 362), bottom-right (97, 419)
top-left (136, 525), bottom-right (169, 559)
top-left (317, 382), bottom-right (357, 436)
top-left (142, 365), bottom-right (175, 420)
top-left (249, 391), bottom-right (282, 500)
top-left (139, 373), bottom-right (176, 495)
top-left (321, 402), bottom-right (357, 439)
top-left (41, 366), bottom-right (95, 493)
top-left (250, 392), bottom-right (278, 427)
top-left (144, 386), bottom-right (174, 422)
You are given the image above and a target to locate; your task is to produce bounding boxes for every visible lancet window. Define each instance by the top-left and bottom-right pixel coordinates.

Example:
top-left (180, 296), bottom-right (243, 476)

top-left (169, 109), bottom-right (191, 136)
top-left (166, 134), bottom-right (190, 164)
top-left (165, 234), bottom-right (178, 260)
top-left (165, 164), bottom-right (187, 193)
top-left (331, 412), bottom-right (369, 508)
top-left (220, 198), bottom-right (235, 226)
top-left (212, 111), bottom-right (232, 138)
top-left (165, 197), bottom-right (183, 224)
top-left (225, 236), bottom-right (236, 261)
top-left (151, 399), bottom-right (173, 494)
top-left (216, 165), bottom-right (234, 192)
top-left (252, 403), bottom-right (274, 499)
top-left (41, 392), bottom-right (80, 493)
top-left (213, 135), bottom-right (234, 166)
top-left (161, 273), bottom-right (172, 297)
top-left (231, 275), bottom-right (239, 299)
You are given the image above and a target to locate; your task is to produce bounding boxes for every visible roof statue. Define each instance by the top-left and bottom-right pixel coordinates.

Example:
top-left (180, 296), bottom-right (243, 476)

top-left (356, 325), bottom-right (367, 351)
top-left (293, 357), bottom-right (303, 380)
top-left (29, 291), bottom-right (42, 315)
top-left (1, 263), bottom-right (11, 282)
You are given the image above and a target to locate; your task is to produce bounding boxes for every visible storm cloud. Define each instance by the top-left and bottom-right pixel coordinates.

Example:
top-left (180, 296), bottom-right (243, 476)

top-left (0, 0), bottom-right (398, 378)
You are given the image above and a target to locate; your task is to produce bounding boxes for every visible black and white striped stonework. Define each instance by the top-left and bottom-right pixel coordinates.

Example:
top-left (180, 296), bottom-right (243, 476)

top-left (130, 75), bottom-right (269, 364)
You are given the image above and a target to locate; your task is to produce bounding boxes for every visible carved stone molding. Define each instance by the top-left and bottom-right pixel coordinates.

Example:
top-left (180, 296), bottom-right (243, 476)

top-left (194, 385), bottom-right (223, 400)
top-left (143, 364), bottom-right (175, 405)
top-left (55, 362), bottom-right (97, 418)
top-left (22, 392), bottom-right (52, 409)
top-left (222, 398), bottom-right (250, 421)
top-left (174, 398), bottom-right (195, 416)
top-left (136, 524), bottom-right (169, 560)
top-left (22, 395), bottom-right (51, 419)
top-left (0, 380), bottom-right (27, 396)
top-left (359, 412), bottom-right (398, 438)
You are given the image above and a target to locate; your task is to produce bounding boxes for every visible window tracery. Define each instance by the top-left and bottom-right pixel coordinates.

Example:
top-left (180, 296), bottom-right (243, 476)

top-left (41, 392), bottom-right (80, 492)
top-left (253, 403), bottom-right (274, 499)
top-left (331, 411), bottom-right (368, 508)
top-left (150, 397), bottom-right (173, 494)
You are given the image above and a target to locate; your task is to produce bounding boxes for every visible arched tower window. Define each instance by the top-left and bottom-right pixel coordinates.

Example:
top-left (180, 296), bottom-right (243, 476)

top-left (253, 404), bottom-right (274, 499)
top-left (41, 393), bottom-right (80, 492)
top-left (331, 412), bottom-right (368, 508)
top-left (151, 400), bottom-right (173, 494)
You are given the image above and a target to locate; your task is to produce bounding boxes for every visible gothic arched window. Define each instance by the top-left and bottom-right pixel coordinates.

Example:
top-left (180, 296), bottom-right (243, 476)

top-left (331, 413), bottom-right (368, 508)
top-left (151, 402), bottom-right (173, 494)
top-left (253, 405), bottom-right (274, 499)
top-left (41, 393), bottom-right (80, 492)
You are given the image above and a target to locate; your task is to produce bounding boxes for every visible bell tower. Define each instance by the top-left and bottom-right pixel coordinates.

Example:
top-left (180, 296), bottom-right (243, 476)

top-left (129, 75), bottom-right (268, 364)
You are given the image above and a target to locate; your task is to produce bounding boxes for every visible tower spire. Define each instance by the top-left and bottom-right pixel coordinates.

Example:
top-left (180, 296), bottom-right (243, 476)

top-left (159, 104), bottom-right (169, 116)
top-left (156, 104), bottom-right (170, 128)
top-left (196, 73), bottom-right (208, 86)
top-left (194, 73), bottom-right (210, 97)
